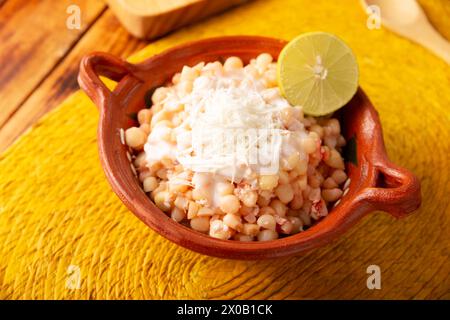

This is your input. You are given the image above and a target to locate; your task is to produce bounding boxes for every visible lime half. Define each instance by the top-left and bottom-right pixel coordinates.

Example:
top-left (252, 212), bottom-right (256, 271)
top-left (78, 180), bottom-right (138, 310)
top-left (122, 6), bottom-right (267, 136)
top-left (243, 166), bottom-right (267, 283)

top-left (277, 32), bottom-right (359, 116)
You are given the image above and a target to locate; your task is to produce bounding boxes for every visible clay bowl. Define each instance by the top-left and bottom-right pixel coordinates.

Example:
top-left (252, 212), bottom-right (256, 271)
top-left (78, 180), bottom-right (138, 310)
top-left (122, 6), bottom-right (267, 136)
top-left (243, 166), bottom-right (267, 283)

top-left (78, 36), bottom-right (421, 260)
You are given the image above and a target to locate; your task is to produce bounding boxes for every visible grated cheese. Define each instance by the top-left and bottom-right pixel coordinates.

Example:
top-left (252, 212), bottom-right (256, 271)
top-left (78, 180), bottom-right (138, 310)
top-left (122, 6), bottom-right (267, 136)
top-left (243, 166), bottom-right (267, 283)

top-left (145, 64), bottom-right (309, 183)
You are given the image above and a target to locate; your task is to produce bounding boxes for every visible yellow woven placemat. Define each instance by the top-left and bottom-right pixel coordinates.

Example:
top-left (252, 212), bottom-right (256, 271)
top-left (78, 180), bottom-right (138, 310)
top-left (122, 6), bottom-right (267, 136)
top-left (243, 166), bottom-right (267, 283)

top-left (1, 0), bottom-right (449, 299)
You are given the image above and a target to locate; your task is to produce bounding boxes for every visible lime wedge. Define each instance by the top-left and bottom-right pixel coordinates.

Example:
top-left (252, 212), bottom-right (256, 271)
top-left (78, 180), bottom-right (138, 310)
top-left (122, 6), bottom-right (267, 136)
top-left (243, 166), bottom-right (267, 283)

top-left (277, 32), bottom-right (359, 116)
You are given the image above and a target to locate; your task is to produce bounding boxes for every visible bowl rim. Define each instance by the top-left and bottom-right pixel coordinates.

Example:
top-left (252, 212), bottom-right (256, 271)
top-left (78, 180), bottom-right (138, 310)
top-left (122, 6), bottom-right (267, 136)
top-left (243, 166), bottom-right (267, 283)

top-left (78, 35), bottom-right (421, 259)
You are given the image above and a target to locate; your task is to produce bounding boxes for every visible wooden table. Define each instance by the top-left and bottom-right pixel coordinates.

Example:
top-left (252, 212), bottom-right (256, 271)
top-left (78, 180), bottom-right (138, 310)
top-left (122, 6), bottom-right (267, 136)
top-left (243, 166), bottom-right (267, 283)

top-left (0, 0), bottom-right (148, 153)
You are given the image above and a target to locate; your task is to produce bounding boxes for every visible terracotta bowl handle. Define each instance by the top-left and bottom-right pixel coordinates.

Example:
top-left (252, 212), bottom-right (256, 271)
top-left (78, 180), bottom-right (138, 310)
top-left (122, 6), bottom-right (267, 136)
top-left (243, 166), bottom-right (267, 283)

top-left (78, 52), bottom-right (142, 109)
top-left (362, 160), bottom-right (421, 218)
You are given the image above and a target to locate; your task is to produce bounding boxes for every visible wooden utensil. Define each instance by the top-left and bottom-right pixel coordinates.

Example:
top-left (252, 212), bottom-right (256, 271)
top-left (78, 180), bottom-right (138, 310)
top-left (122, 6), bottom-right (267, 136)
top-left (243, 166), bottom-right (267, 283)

top-left (107, 0), bottom-right (250, 40)
top-left (361, 0), bottom-right (450, 64)
top-left (78, 36), bottom-right (421, 259)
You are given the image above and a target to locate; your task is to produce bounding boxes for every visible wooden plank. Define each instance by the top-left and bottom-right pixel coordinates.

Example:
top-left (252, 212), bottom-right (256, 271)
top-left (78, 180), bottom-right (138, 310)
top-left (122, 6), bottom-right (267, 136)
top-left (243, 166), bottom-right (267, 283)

top-left (0, 0), bottom-right (106, 129)
top-left (0, 9), bottom-right (148, 152)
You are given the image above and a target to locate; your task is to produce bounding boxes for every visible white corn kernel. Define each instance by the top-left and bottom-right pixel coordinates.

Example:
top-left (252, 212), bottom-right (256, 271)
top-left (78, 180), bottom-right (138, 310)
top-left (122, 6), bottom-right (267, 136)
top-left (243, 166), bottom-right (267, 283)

top-left (257, 214), bottom-right (276, 231)
top-left (224, 56), bottom-right (243, 71)
top-left (137, 109), bottom-right (152, 125)
top-left (223, 213), bottom-right (242, 231)
top-left (219, 194), bottom-right (240, 215)
top-left (171, 207), bottom-right (186, 222)
top-left (274, 184), bottom-right (294, 204)
top-left (125, 127), bottom-right (147, 149)
top-left (259, 175), bottom-right (279, 190)
top-left (257, 229), bottom-right (278, 241)
top-left (190, 216), bottom-right (210, 232)
top-left (143, 177), bottom-right (158, 192)
top-left (242, 223), bottom-right (260, 236)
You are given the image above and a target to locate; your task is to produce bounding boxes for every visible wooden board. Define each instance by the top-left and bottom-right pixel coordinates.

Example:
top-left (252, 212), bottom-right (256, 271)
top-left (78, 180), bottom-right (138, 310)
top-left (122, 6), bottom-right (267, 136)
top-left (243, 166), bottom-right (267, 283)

top-left (106, 0), bottom-right (249, 39)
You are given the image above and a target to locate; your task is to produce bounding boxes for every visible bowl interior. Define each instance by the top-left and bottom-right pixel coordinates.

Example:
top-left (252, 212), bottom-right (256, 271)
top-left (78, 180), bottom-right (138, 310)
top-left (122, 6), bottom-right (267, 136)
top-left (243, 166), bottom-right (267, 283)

top-left (99, 36), bottom-right (376, 259)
